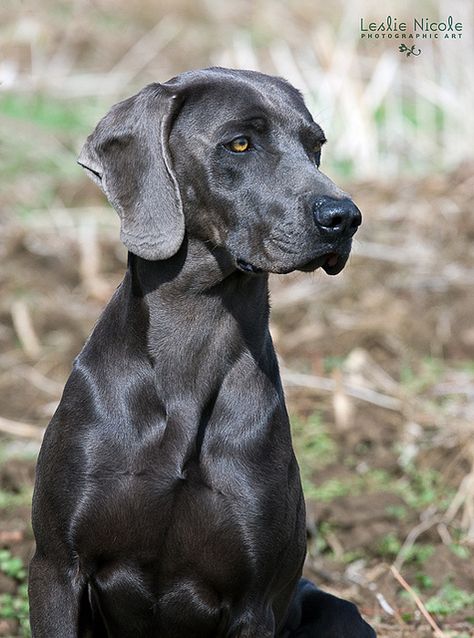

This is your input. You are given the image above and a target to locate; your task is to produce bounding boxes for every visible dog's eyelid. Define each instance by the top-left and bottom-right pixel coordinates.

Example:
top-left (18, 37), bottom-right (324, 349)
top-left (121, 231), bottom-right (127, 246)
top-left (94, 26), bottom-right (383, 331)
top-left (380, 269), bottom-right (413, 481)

top-left (300, 134), bottom-right (326, 157)
top-left (244, 117), bottom-right (267, 132)
top-left (312, 145), bottom-right (322, 168)
top-left (307, 137), bottom-right (324, 160)
top-left (311, 137), bottom-right (327, 150)
top-left (300, 121), bottom-right (326, 147)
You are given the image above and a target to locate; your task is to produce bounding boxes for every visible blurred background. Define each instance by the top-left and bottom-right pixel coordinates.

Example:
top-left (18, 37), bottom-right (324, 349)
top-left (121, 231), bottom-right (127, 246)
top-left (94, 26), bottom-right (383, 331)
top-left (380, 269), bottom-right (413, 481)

top-left (0, 1), bottom-right (473, 636)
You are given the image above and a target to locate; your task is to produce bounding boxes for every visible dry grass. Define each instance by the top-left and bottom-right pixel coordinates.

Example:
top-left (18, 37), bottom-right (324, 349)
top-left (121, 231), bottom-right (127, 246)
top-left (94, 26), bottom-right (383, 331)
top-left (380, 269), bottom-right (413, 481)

top-left (1, 0), bottom-right (473, 179)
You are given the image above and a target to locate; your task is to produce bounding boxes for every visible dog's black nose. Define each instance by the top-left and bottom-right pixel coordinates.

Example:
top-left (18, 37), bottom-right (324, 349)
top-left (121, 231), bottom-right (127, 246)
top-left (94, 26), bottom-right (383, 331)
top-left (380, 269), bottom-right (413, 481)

top-left (313, 197), bottom-right (362, 237)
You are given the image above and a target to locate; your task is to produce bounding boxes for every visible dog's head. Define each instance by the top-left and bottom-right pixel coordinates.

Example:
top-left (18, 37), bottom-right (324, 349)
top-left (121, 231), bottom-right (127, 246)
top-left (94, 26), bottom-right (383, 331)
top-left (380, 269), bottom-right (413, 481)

top-left (79, 67), bottom-right (361, 275)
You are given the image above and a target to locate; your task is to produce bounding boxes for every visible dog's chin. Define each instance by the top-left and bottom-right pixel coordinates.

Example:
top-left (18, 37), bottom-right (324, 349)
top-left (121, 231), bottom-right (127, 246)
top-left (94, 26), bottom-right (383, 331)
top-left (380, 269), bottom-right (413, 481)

top-left (236, 252), bottom-right (350, 276)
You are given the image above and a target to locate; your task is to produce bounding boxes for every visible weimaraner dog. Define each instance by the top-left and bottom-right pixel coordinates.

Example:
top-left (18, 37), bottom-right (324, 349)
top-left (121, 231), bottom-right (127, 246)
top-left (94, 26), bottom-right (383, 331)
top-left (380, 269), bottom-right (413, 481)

top-left (29, 67), bottom-right (375, 637)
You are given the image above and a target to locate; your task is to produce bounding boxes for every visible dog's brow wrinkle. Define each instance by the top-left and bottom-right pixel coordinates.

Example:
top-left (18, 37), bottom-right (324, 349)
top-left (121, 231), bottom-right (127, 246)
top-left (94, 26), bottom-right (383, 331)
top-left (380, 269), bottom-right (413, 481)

top-left (217, 116), bottom-right (268, 135)
top-left (242, 117), bottom-right (267, 131)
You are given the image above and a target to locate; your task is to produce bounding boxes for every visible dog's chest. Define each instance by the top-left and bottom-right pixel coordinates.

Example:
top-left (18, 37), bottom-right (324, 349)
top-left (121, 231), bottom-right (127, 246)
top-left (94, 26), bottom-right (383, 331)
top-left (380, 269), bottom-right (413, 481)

top-left (71, 443), bottom-right (288, 573)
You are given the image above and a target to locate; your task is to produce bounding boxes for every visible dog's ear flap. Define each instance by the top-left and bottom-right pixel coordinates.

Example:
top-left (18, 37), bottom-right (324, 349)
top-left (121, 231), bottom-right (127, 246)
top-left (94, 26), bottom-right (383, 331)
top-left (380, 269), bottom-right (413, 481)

top-left (78, 84), bottom-right (184, 261)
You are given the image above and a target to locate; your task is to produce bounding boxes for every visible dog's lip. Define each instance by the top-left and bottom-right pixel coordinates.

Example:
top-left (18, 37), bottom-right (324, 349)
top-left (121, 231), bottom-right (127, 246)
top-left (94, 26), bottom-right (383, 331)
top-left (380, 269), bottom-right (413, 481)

top-left (236, 252), bottom-right (349, 275)
top-left (236, 258), bottom-right (264, 274)
top-left (235, 251), bottom-right (349, 275)
top-left (297, 251), bottom-right (349, 275)
top-left (322, 252), bottom-right (349, 275)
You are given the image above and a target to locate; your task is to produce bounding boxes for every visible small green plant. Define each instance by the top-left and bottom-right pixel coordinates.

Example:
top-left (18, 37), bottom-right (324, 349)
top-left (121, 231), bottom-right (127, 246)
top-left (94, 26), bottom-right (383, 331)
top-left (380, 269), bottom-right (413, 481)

top-left (0, 585), bottom-right (30, 637)
top-left (341, 550), bottom-right (365, 564)
top-left (449, 544), bottom-right (471, 560)
top-left (404, 543), bottom-right (435, 565)
top-left (362, 469), bottom-right (391, 490)
top-left (385, 504), bottom-right (407, 520)
top-left (395, 467), bottom-right (451, 510)
top-left (378, 533), bottom-right (401, 558)
top-left (0, 551), bottom-right (30, 637)
top-left (314, 521), bottom-right (333, 554)
top-left (377, 535), bottom-right (434, 565)
top-left (425, 582), bottom-right (474, 617)
top-left (291, 413), bottom-right (338, 498)
top-left (310, 478), bottom-right (350, 502)
top-left (415, 572), bottom-right (433, 590)
top-left (0, 488), bottom-right (32, 511)
top-left (291, 413), bottom-right (336, 468)
top-left (323, 355), bottom-right (345, 373)
top-left (0, 549), bottom-right (27, 580)
top-left (400, 357), bottom-right (444, 395)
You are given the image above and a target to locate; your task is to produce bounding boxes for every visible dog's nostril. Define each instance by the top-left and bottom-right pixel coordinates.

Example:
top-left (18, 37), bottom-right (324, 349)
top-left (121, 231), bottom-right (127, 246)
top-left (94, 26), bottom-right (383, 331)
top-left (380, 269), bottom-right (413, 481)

top-left (331, 214), bottom-right (343, 227)
top-left (351, 209), bottom-right (362, 229)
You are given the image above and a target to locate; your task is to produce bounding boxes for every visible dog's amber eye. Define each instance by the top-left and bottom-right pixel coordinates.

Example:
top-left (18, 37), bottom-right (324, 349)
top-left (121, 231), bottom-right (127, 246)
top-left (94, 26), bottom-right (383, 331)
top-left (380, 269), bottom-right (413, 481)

top-left (229, 137), bottom-right (250, 152)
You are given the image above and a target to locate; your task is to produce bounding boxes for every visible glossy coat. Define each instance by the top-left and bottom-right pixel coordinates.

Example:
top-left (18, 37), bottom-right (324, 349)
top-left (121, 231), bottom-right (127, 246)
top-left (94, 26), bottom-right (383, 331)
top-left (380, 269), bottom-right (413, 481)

top-left (30, 68), bottom-right (374, 638)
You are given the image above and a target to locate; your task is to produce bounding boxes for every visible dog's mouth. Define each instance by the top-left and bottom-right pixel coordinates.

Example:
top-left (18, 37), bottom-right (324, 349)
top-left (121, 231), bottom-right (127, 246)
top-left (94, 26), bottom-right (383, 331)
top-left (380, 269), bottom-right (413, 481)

top-left (236, 258), bottom-right (264, 274)
top-left (297, 251), bottom-right (349, 275)
top-left (236, 252), bottom-right (349, 276)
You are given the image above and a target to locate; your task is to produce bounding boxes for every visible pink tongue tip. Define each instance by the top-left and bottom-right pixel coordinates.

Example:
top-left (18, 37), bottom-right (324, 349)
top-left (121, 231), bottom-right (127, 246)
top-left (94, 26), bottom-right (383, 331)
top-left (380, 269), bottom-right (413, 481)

top-left (327, 254), bottom-right (339, 267)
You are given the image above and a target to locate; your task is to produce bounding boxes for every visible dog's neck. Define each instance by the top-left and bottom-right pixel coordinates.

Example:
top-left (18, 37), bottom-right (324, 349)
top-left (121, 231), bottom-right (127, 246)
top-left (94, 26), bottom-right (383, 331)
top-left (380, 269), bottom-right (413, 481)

top-left (123, 237), bottom-right (275, 397)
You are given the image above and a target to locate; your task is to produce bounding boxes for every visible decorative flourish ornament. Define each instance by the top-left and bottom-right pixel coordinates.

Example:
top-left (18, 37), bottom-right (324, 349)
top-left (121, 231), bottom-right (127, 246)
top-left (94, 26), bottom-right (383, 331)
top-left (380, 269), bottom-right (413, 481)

top-left (399, 44), bottom-right (422, 57)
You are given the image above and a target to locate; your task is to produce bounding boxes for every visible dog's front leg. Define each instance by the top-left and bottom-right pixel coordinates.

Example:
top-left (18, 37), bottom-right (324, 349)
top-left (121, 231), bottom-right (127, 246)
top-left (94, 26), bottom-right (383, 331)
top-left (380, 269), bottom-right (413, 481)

top-left (29, 552), bottom-right (86, 638)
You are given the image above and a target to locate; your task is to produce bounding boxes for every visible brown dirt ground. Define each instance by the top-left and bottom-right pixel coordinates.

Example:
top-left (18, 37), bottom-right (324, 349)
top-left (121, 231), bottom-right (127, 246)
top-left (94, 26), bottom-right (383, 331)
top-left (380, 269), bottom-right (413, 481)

top-left (1, 167), bottom-right (474, 636)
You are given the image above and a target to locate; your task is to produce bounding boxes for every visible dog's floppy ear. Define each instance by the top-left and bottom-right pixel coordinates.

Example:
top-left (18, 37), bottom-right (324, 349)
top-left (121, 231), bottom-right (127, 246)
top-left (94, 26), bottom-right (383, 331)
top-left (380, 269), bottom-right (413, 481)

top-left (78, 84), bottom-right (184, 261)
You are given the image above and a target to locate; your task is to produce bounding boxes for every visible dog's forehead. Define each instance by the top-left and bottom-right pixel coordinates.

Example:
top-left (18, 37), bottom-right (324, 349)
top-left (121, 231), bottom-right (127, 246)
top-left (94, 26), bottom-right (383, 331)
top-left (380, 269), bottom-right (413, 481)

top-left (171, 69), bottom-right (315, 134)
